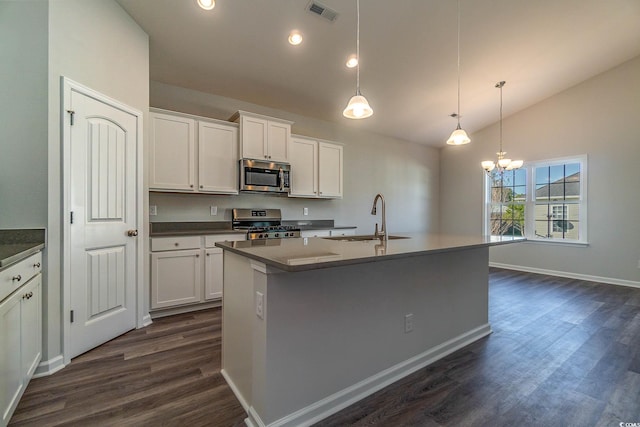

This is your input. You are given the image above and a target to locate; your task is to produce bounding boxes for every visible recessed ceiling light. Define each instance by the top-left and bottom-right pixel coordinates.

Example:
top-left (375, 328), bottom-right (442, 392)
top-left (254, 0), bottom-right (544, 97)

top-left (346, 54), bottom-right (358, 68)
top-left (197, 0), bottom-right (215, 11)
top-left (288, 31), bottom-right (303, 45)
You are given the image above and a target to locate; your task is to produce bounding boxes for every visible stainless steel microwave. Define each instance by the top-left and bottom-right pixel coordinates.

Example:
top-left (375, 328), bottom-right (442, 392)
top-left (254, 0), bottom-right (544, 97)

top-left (240, 159), bottom-right (291, 194)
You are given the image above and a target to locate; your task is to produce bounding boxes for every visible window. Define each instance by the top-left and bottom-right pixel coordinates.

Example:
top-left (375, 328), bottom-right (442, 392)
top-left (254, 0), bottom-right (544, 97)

top-left (485, 156), bottom-right (587, 244)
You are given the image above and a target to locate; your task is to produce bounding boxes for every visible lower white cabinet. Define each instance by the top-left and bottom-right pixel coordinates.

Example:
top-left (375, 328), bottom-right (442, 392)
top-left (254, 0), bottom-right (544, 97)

top-left (1, 254), bottom-right (42, 427)
top-left (330, 229), bottom-right (357, 237)
top-left (150, 234), bottom-right (245, 311)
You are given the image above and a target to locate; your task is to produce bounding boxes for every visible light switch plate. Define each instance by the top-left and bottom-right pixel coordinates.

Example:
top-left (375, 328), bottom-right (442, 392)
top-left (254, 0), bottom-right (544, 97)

top-left (303, 207), bottom-right (308, 216)
top-left (210, 206), bottom-right (218, 216)
top-left (149, 205), bottom-right (157, 216)
top-left (256, 291), bottom-right (264, 319)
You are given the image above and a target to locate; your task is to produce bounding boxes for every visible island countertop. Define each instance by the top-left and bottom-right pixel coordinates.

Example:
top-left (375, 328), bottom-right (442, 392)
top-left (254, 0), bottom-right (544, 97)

top-left (215, 233), bottom-right (524, 272)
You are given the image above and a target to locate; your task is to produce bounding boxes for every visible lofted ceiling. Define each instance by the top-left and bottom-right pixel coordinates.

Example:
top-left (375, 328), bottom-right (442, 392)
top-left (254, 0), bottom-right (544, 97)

top-left (116, 0), bottom-right (640, 147)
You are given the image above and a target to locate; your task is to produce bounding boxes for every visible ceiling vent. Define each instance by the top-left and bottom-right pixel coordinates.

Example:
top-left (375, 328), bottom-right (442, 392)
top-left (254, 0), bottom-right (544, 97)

top-left (307, 1), bottom-right (338, 22)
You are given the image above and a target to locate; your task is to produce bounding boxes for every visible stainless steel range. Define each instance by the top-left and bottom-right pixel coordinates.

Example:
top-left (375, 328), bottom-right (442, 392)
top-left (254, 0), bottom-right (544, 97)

top-left (232, 208), bottom-right (301, 240)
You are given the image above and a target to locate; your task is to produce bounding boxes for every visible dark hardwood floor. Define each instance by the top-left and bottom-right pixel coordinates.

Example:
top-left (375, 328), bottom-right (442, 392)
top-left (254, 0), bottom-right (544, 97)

top-left (10, 268), bottom-right (640, 426)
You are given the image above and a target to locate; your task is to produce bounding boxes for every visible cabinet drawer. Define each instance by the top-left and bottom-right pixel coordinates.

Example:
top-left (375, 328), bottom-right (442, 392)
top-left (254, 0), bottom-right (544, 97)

top-left (151, 236), bottom-right (201, 252)
top-left (0, 252), bottom-right (42, 303)
top-left (204, 234), bottom-right (245, 248)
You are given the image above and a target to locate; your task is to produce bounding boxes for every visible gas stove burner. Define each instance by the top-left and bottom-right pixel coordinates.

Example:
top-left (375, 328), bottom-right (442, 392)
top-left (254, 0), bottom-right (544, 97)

top-left (232, 208), bottom-right (301, 240)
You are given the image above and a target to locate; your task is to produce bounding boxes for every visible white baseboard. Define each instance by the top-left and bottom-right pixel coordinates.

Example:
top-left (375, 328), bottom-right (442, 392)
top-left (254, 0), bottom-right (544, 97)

top-left (238, 324), bottom-right (492, 427)
top-left (33, 355), bottom-right (65, 378)
top-left (141, 313), bottom-right (153, 327)
top-left (489, 262), bottom-right (640, 289)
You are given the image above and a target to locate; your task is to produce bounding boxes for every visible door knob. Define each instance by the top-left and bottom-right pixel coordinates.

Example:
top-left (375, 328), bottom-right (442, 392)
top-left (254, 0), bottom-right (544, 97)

top-left (127, 229), bottom-right (139, 237)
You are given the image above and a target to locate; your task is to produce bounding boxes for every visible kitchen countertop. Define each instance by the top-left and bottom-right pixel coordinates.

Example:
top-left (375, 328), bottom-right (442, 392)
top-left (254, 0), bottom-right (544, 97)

top-left (150, 221), bottom-right (245, 237)
top-left (216, 233), bottom-right (525, 272)
top-left (0, 229), bottom-right (46, 269)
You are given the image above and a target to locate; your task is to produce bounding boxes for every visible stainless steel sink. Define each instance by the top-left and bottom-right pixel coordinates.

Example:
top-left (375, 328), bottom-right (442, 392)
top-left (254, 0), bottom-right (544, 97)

top-left (322, 235), bottom-right (410, 242)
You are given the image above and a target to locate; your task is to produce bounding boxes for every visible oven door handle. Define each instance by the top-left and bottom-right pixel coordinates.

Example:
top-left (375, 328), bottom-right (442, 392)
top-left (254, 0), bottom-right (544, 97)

top-left (278, 168), bottom-right (284, 191)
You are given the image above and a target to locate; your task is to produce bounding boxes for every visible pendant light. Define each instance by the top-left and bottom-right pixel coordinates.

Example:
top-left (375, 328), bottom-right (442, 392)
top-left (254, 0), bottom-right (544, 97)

top-left (343, 0), bottom-right (373, 119)
top-left (481, 81), bottom-right (523, 173)
top-left (446, 0), bottom-right (470, 145)
top-left (197, 0), bottom-right (215, 10)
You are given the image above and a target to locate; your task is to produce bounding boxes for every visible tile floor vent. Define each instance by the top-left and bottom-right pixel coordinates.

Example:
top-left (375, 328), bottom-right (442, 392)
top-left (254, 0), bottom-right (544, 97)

top-left (307, 1), bottom-right (338, 22)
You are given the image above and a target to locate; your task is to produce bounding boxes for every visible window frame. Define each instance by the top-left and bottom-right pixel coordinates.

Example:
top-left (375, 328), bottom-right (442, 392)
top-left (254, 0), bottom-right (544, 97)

top-left (484, 154), bottom-right (588, 245)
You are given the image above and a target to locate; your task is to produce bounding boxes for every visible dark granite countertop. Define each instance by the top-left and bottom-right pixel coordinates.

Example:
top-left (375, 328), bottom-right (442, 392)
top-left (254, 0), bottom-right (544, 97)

top-left (150, 221), bottom-right (245, 237)
top-left (216, 233), bottom-right (525, 272)
top-left (0, 229), bottom-right (46, 269)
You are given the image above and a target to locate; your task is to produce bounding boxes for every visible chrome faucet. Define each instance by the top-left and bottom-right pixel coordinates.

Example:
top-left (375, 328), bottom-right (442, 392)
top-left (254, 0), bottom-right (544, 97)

top-left (371, 193), bottom-right (387, 241)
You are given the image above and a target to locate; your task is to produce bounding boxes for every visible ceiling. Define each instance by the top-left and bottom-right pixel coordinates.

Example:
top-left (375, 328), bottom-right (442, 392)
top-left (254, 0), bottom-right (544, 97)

top-left (116, 0), bottom-right (640, 147)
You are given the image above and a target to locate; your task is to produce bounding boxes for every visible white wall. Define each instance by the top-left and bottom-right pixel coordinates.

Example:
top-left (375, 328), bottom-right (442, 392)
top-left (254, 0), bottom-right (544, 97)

top-left (0, 1), bottom-right (48, 228)
top-left (45, 0), bottom-right (149, 362)
top-left (440, 56), bottom-right (640, 284)
top-left (150, 82), bottom-right (440, 234)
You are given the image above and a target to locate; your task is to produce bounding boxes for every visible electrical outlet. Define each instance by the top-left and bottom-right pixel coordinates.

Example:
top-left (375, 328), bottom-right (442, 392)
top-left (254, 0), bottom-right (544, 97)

top-left (404, 313), bottom-right (414, 333)
top-left (637, 258), bottom-right (640, 269)
top-left (149, 205), bottom-right (157, 216)
top-left (256, 291), bottom-right (264, 319)
top-left (303, 207), bottom-right (309, 216)
top-left (210, 206), bottom-right (218, 216)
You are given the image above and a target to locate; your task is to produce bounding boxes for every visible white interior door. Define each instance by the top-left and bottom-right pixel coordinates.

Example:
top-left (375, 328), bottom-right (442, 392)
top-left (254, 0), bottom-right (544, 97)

top-left (67, 87), bottom-right (139, 359)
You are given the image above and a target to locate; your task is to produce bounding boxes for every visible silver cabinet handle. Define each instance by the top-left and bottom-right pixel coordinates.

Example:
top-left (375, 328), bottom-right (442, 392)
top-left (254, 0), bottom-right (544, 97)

top-left (12, 275), bottom-right (22, 282)
top-left (127, 230), bottom-right (138, 237)
top-left (33, 262), bottom-right (41, 268)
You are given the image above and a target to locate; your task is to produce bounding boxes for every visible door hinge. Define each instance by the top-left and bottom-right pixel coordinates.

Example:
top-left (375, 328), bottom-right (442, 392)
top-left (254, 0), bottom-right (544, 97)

top-left (67, 109), bottom-right (75, 125)
top-left (70, 310), bottom-right (74, 323)
top-left (70, 211), bottom-right (74, 224)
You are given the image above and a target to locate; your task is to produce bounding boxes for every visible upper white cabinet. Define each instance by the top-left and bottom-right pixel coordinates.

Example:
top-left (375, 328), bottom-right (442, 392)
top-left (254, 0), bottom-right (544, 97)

top-left (318, 142), bottom-right (343, 198)
top-left (198, 120), bottom-right (238, 194)
top-left (290, 136), bottom-right (318, 197)
top-left (289, 135), bottom-right (343, 199)
top-left (149, 109), bottom-right (239, 194)
top-left (149, 112), bottom-right (196, 192)
top-left (231, 111), bottom-right (293, 163)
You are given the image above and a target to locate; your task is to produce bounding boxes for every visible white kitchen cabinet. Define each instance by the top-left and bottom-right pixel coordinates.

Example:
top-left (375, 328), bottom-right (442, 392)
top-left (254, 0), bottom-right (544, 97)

top-left (198, 120), bottom-right (238, 194)
top-left (150, 109), bottom-right (239, 194)
top-left (150, 234), bottom-right (245, 312)
top-left (150, 236), bottom-right (203, 309)
top-left (300, 230), bottom-right (332, 238)
top-left (330, 229), bottom-right (356, 237)
top-left (289, 135), bottom-right (343, 199)
top-left (318, 142), bottom-right (343, 198)
top-left (149, 112), bottom-right (196, 192)
top-left (204, 248), bottom-right (223, 300)
top-left (290, 136), bottom-right (318, 197)
top-left (1, 254), bottom-right (42, 427)
top-left (231, 111), bottom-right (293, 163)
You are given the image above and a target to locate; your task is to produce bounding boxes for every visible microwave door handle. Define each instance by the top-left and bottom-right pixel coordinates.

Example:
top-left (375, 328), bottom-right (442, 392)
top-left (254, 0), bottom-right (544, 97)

top-left (278, 168), bottom-right (284, 191)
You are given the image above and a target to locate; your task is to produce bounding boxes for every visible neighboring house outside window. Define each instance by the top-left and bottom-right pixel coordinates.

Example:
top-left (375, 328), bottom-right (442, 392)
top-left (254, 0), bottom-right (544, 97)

top-left (485, 156), bottom-right (587, 244)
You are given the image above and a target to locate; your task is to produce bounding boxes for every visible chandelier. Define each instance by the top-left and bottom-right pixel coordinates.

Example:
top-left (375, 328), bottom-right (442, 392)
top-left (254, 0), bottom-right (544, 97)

top-left (481, 81), bottom-right (523, 173)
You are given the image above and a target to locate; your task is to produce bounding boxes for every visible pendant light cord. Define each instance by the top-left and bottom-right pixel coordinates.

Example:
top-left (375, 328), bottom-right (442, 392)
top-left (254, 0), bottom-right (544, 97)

top-left (456, 0), bottom-right (461, 126)
top-left (356, 0), bottom-right (361, 95)
top-left (499, 82), bottom-right (503, 153)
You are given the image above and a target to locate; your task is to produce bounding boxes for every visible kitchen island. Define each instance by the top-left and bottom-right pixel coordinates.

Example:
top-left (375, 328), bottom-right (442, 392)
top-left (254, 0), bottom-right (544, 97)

top-left (216, 233), bottom-right (523, 427)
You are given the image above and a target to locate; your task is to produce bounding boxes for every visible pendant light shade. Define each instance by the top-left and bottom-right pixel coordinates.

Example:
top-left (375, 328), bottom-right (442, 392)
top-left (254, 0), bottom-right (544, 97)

top-left (446, 0), bottom-right (470, 145)
top-left (343, 94), bottom-right (373, 119)
top-left (343, 0), bottom-right (373, 119)
top-left (447, 123), bottom-right (471, 145)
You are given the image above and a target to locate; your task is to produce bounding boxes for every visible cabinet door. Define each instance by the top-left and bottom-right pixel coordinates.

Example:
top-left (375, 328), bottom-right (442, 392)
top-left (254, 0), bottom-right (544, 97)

top-left (300, 230), bottom-right (331, 238)
top-left (330, 229), bottom-right (356, 237)
top-left (267, 121), bottom-right (291, 162)
top-left (149, 113), bottom-right (196, 191)
top-left (198, 121), bottom-right (239, 194)
top-left (21, 275), bottom-right (41, 381)
top-left (0, 290), bottom-right (23, 426)
top-left (289, 137), bottom-right (317, 197)
top-left (318, 142), bottom-right (343, 198)
top-left (240, 115), bottom-right (268, 160)
top-left (151, 249), bottom-right (202, 309)
top-left (204, 248), bottom-right (223, 300)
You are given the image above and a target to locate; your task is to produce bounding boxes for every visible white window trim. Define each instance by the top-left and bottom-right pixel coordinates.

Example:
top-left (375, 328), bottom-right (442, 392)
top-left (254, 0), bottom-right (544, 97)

top-left (484, 154), bottom-right (588, 245)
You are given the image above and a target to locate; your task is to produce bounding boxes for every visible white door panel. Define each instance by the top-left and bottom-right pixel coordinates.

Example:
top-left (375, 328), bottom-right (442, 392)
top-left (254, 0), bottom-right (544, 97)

top-left (68, 89), bottom-right (138, 359)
